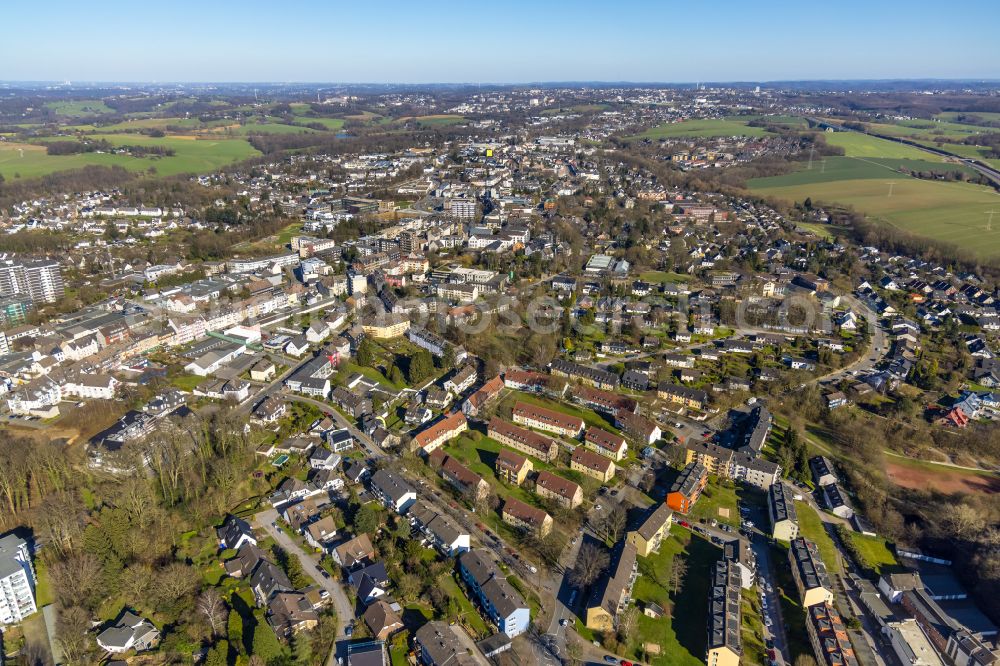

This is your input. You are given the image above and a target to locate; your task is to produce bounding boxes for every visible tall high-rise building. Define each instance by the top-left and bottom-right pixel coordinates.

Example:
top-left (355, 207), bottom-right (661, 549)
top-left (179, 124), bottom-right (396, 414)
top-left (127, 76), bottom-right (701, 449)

top-left (0, 259), bottom-right (64, 304)
top-left (23, 260), bottom-right (65, 304)
top-left (0, 533), bottom-right (36, 625)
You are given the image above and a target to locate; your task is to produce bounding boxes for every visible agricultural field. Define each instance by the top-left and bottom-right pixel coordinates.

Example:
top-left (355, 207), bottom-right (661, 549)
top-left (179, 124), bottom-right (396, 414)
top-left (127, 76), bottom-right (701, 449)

top-left (822, 132), bottom-right (941, 160)
top-left (748, 155), bottom-right (975, 189)
top-left (44, 99), bottom-right (114, 116)
top-left (0, 134), bottom-right (260, 179)
top-left (752, 174), bottom-right (1000, 258)
top-left (633, 117), bottom-right (770, 139)
top-left (398, 114), bottom-right (466, 127)
top-left (750, 130), bottom-right (1000, 259)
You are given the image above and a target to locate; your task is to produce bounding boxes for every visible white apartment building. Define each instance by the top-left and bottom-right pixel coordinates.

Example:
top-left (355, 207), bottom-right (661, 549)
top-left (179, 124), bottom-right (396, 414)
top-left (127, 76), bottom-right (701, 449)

top-left (0, 533), bottom-right (36, 625)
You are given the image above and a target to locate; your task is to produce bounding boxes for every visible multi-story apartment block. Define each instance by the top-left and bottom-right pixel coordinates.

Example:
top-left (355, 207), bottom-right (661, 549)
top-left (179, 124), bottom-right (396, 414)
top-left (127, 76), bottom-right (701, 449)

top-left (488, 417), bottom-right (559, 462)
top-left (0, 533), bottom-right (36, 625)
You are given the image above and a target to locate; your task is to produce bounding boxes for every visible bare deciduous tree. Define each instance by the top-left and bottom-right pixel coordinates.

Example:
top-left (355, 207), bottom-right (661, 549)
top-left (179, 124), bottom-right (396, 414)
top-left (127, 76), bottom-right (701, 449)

top-left (197, 587), bottom-right (226, 637)
top-left (569, 542), bottom-right (610, 589)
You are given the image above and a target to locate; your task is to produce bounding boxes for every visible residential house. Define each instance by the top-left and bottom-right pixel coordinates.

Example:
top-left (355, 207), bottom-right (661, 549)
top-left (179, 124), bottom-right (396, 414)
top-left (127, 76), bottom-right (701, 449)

top-left (570, 447), bottom-right (616, 483)
top-left (501, 498), bottom-right (552, 537)
top-left (495, 448), bottom-right (532, 485)
top-left (667, 462), bottom-right (707, 514)
top-left (626, 502), bottom-right (673, 557)
top-left (488, 417), bottom-right (559, 462)
top-left (511, 401), bottom-right (584, 438)
top-left (584, 426), bottom-right (628, 461)
top-left (217, 515), bottom-right (257, 551)
top-left (458, 549), bottom-right (531, 637)
top-left (0, 533), bottom-right (36, 625)
top-left (585, 541), bottom-right (639, 632)
top-left (534, 471), bottom-right (583, 509)
top-left (413, 411), bottom-right (468, 455)
top-left (768, 483), bottom-right (799, 542)
top-left (706, 558), bottom-right (742, 666)
top-left (790, 538), bottom-right (835, 608)
top-left (96, 610), bottom-right (160, 654)
top-left (408, 500), bottom-right (470, 556)
top-left (363, 600), bottom-right (404, 641)
top-left (369, 469), bottom-right (417, 513)
top-left (462, 375), bottom-right (505, 417)
top-left (333, 534), bottom-right (375, 569)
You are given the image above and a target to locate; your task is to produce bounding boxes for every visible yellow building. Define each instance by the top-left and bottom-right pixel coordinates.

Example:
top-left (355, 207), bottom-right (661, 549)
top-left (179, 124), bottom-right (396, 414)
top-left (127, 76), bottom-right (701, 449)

top-left (626, 502), bottom-right (673, 557)
top-left (501, 498), bottom-right (552, 537)
top-left (570, 447), bottom-right (616, 483)
top-left (495, 448), bottom-right (532, 486)
top-left (362, 314), bottom-right (411, 339)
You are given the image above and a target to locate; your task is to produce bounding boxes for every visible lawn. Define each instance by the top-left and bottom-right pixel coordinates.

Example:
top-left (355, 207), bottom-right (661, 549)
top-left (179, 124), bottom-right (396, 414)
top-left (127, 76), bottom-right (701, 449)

top-left (638, 270), bottom-right (689, 284)
top-left (0, 134), bottom-right (259, 179)
top-left (687, 479), bottom-right (740, 527)
top-left (169, 373), bottom-right (205, 392)
top-left (842, 531), bottom-right (898, 576)
top-left (627, 526), bottom-right (719, 666)
top-left (633, 117), bottom-right (770, 140)
top-left (750, 173), bottom-right (1000, 259)
top-left (276, 222), bottom-right (304, 246)
top-left (794, 501), bottom-right (842, 574)
top-left (770, 541), bottom-right (812, 663)
top-left (444, 432), bottom-right (548, 508)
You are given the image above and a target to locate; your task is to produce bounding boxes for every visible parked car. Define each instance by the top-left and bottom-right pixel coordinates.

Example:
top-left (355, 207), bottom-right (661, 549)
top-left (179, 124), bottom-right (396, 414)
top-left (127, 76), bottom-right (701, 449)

top-left (603, 657), bottom-right (619, 665)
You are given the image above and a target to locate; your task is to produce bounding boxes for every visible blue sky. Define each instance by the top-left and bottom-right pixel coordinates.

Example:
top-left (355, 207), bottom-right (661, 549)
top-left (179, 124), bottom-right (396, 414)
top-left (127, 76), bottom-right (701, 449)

top-left (4, 0), bottom-right (999, 83)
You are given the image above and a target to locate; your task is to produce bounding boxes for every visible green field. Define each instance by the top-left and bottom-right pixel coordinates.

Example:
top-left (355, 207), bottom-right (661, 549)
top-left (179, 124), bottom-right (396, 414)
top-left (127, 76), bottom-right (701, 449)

top-left (634, 117), bottom-right (770, 139)
top-left (0, 134), bottom-right (260, 179)
top-left (750, 130), bottom-right (1000, 259)
top-left (44, 99), bottom-right (114, 116)
top-left (749, 156), bottom-right (974, 189)
top-left (627, 526), bottom-right (718, 666)
top-left (401, 114), bottom-right (466, 127)
top-left (843, 532), bottom-right (898, 575)
top-left (752, 175), bottom-right (1000, 258)
top-left (823, 132), bottom-right (942, 160)
top-left (937, 111), bottom-right (1000, 123)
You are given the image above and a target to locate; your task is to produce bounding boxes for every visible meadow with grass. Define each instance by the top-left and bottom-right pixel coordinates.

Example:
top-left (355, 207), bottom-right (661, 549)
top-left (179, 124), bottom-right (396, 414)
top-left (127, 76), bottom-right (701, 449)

top-left (750, 131), bottom-right (1000, 259)
top-left (0, 134), bottom-right (260, 179)
top-left (633, 117), bottom-right (771, 139)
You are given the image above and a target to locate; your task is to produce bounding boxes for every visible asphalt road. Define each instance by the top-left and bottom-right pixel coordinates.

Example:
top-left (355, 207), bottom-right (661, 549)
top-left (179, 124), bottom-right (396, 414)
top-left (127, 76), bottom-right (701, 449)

top-left (251, 508), bottom-right (354, 665)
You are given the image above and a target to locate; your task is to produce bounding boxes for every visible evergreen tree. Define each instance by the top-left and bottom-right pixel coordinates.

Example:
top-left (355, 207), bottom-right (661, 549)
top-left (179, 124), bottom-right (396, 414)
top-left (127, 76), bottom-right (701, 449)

top-left (251, 619), bottom-right (284, 664)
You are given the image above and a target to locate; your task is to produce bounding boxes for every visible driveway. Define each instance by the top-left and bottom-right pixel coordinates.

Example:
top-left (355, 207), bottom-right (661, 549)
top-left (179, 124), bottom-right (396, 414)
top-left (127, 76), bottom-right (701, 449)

top-left (252, 508), bottom-right (354, 642)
